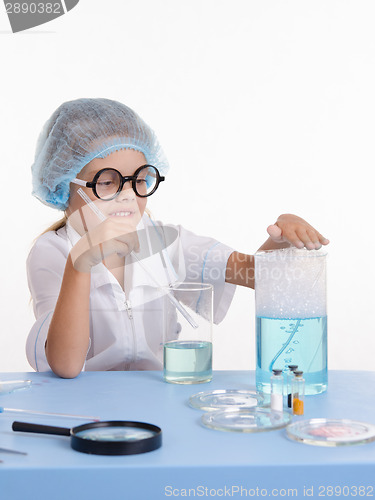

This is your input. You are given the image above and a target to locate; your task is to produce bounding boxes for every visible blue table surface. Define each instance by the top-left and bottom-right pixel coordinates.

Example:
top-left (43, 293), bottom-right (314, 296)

top-left (1, 370), bottom-right (375, 500)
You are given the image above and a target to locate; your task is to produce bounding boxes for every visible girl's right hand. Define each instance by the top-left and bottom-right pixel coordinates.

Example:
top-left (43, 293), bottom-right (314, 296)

top-left (70, 218), bottom-right (140, 273)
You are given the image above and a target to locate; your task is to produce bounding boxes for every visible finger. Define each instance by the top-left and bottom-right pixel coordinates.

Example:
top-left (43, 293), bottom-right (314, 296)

top-left (115, 248), bottom-right (130, 258)
top-left (113, 239), bottom-right (136, 257)
top-left (295, 228), bottom-right (315, 250)
top-left (305, 223), bottom-right (329, 246)
top-left (317, 232), bottom-right (330, 245)
top-left (267, 224), bottom-right (283, 242)
top-left (306, 229), bottom-right (322, 249)
top-left (115, 232), bottom-right (139, 253)
top-left (70, 234), bottom-right (106, 272)
top-left (281, 228), bottom-right (304, 248)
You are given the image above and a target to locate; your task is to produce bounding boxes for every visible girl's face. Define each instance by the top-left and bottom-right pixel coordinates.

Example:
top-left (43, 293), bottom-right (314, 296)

top-left (66, 149), bottom-right (148, 234)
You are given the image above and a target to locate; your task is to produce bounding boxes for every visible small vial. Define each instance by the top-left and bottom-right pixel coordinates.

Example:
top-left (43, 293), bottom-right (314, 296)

top-left (287, 365), bottom-right (298, 408)
top-left (270, 369), bottom-right (284, 412)
top-left (292, 370), bottom-right (305, 416)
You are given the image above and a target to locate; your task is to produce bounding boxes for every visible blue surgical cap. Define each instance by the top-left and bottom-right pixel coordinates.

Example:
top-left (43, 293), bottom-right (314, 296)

top-left (31, 98), bottom-right (170, 210)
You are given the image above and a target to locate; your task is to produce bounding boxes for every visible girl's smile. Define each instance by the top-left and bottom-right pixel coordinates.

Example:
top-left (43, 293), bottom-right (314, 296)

top-left (108, 211), bottom-right (136, 217)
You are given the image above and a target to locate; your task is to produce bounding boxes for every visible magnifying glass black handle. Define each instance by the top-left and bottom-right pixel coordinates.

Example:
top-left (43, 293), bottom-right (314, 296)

top-left (12, 421), bottom-right (71, 436)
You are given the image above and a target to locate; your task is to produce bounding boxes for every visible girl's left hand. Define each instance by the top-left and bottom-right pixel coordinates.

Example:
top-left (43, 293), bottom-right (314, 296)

top-left (267, 214), bottom-right (329, 250)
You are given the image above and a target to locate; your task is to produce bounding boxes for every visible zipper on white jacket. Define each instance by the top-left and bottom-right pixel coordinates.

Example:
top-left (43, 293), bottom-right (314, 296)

top-left (124, 296), bottom-right (136, 369)
top-left (125, 299), bottom-right (133, 319)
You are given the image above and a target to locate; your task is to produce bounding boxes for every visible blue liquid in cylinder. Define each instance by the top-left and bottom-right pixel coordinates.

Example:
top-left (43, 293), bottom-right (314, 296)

top-left (256, 316), bottom-right (327, 395)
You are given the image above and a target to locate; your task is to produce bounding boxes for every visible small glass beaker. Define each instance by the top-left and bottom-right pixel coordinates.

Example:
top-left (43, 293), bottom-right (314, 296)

top-left (254, 248), bottom-right (327, 395)
top-left (163, 283), bottom-right (213, 384)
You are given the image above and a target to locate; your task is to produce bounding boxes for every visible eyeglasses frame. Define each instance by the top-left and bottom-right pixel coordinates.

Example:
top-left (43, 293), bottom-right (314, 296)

top-left (71, 164), bottom-right (165, 200)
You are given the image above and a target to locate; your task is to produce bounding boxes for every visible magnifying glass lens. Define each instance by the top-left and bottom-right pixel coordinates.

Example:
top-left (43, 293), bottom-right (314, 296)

top-left (75, 426), bottom-right (157, 442)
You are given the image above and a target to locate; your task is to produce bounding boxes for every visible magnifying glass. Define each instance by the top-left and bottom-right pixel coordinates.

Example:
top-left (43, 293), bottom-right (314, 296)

top-left (12, 420), bottom-right (162, 455)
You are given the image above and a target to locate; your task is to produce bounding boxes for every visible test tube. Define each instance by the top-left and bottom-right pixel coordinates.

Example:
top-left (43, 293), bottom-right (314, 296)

top-left (287, 365), bottom-right (298, 408)
top-left (292, 370), bottom-right (305, 416)
top-left (270, 369), bottom-right (284, 412)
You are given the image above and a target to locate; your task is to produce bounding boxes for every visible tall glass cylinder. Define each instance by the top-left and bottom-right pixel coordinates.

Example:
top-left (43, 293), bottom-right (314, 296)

top-left (254, 248), bottom-right (327, 395)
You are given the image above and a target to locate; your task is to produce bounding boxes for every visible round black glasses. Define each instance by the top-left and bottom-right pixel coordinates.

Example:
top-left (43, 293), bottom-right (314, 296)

top-left (72, 165), bottom-right (165, 200)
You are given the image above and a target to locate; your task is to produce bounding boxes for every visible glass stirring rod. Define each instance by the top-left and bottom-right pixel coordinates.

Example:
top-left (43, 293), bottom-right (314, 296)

top-left (0, 407), bottom-right (100, 421)
top-left (77, 188), bottom-right (199, 328)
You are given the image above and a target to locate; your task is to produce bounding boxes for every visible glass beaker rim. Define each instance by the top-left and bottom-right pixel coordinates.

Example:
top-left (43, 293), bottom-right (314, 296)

top-left (255, 248), bottom-right (327, 259)
top-left (164, 282), bottom-right (213, 292)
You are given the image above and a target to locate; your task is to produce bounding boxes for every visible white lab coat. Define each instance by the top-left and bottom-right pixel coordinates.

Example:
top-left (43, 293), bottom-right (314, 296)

top-left (26, 214), bottom-right (236, 372)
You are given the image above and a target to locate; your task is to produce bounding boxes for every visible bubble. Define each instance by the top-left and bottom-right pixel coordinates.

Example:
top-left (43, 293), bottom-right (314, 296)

top-left (255, 248), bottom-right (326, 319)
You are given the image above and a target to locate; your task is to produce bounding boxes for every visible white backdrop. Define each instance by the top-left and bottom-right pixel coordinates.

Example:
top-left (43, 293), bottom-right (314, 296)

top-left (0, 0), bottom-right (374, 372)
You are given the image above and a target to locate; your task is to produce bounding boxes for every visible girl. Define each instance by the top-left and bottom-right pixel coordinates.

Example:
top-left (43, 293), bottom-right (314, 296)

top-left (26, 98), bottom-right (329, 378)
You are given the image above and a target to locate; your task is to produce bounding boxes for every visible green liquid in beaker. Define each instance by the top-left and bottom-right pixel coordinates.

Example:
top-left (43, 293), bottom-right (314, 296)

top-left (164, 340), bottom-right (212, 384)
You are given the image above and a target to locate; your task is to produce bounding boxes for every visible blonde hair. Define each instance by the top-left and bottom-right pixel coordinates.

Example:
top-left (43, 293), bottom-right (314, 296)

top-left (39, 214), bottom-right (68, 236)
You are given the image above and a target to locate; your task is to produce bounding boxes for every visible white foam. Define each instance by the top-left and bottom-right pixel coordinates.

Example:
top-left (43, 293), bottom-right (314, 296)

top-left (255, 248), bottom-right (327, 318)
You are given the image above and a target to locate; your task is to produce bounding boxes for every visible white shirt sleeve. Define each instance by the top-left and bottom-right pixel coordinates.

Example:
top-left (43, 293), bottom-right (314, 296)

top-left (26, 230), bottom-right (67, 372)
top-left (178, 225), bottom-right (236, 324)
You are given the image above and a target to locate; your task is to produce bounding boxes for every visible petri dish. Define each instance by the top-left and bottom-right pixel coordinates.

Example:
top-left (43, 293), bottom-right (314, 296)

top-left (189, 389), bottom-right (263, 412)
top-left (286, 418), bottom-right (375, 447)
top-left (201, 407), bottom-right (292, 433)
